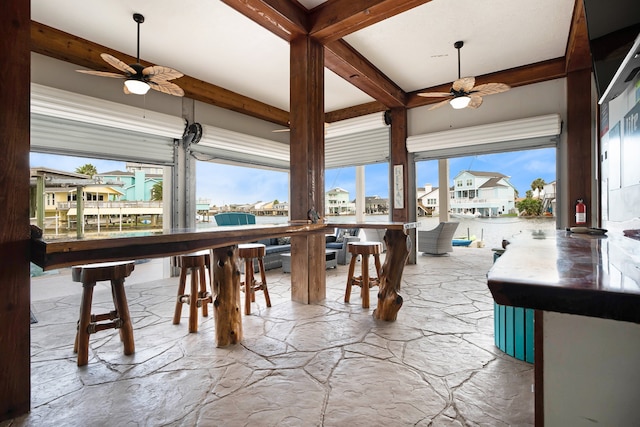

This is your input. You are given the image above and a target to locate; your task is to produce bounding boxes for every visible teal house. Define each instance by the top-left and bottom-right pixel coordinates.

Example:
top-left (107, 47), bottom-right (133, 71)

top-left (96, 164), bottom-right (163, 202)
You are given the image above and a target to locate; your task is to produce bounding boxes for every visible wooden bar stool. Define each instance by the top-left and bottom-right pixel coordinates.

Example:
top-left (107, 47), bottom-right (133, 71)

top-left (345, 242), bottom-right (383, 309)
top-left (238, 243), bottom-right (271, 315)
top-left (72, 261), bottom-right (136, 367)
top-left (173, 251), bottom-right (213, 333)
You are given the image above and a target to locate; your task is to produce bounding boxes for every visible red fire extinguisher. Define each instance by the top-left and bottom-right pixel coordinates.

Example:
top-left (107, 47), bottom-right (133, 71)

top-left (575, 199), bottom-right (586, 225)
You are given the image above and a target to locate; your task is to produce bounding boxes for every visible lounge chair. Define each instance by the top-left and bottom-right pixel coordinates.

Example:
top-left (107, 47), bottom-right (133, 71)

top-left (325, 228), bottom-right (360, 265)
top-left (418, 221), bottom-right (460, 255)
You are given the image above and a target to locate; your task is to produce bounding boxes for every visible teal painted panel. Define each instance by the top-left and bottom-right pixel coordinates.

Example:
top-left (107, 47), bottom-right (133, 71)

top-left (505, 306), bottom-right (515, 356)
top-left (494, 302), bottom-right (499, 347)
top-left (497, 304), bottom-right (506, 351)
top-left (525, 308), bottom-right (535, 363)
top-left (514, 307), bottom-right (525, 360)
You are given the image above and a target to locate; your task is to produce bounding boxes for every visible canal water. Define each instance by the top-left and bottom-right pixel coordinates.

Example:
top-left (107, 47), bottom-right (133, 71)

top-left (199, 214), bottom-right (557, 250)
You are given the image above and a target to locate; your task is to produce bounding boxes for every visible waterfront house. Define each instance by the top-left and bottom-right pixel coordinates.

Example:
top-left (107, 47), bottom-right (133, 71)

top-left (417, 183), bottom-right (439, 216)
top-left (450, 171), bottom-right (517, 217)
top-left (96, 163), bottom-right (163, 202)
top-left (364, 195), bottom-right (389, 215)
top-left (325, 187), bottom-right (352, 216)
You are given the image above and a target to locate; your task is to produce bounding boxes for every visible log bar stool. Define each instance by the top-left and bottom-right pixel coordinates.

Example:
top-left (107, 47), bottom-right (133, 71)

top-left (345, 242), bottom-right (383, 309)
top-left (72, 261), bottom-right (136, 367)
top-left (173, 251), bottom-right (213, 333)
top-left (238, 243), bottom-right (271, 315)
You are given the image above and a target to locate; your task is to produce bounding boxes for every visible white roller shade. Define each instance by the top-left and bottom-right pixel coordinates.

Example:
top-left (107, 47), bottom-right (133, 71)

top-left (407, 114), bottom-right (562, 160)
top-left (191, 124), bottom-right (290, 170)
top-left (31, 113), bottom-right (177, 165)
top-left (190, 112), bottom-right (389, 171)
top-left (325, 112), bottom-right (389, 169)
top-left (30, 84), bottom-right (186, 165)
top-left (31, 83), bottom-right (186, 138)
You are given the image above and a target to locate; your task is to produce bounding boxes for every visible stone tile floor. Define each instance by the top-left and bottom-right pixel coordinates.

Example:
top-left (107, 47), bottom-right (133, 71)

top-left (4, 246), bottom-right (533, 426)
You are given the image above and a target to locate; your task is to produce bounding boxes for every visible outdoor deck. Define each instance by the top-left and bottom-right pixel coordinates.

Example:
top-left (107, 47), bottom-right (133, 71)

top-left (10, 246), bottom-right (534, 426)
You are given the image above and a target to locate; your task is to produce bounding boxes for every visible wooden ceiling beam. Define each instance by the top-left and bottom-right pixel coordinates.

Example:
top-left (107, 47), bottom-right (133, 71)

top-left (219, 0), bottom-right (309, 42)
top-left (223, 0), bottom-right (411, 111)
top-left (324, 40), bottom-right (406, 108)
top-left (309, 0), bottom-right (432, 43)
top-left (326, 101), bottom-right (387, 123)
top-left (565, 0), bottom-right (592, 73)
top-left (31, 21), bottom-right (290, 127)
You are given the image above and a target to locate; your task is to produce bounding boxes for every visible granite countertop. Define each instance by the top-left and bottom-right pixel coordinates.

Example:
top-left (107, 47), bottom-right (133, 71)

top-left (487, 229), bottom-right (640, 323)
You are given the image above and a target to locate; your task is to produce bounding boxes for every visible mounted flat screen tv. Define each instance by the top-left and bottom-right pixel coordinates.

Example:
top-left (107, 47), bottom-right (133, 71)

top-left (583, 0), bottom-right (640, 103)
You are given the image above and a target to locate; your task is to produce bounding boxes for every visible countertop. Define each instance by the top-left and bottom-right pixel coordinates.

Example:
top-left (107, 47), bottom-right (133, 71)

top-left (487, 230), bottom-right (640, 323)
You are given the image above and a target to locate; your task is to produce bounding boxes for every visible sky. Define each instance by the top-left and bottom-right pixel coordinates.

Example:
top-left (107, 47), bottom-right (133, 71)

top-left (30, 147), bottom-right (556, 205)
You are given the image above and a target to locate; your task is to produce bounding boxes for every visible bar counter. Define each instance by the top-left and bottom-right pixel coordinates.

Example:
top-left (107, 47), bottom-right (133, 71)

top-left (488, 229), bottom-right (640, 425)
top-left (31, 223), bottom-right (326, 270)
top-left (487, 229), bottom-right (640, 324)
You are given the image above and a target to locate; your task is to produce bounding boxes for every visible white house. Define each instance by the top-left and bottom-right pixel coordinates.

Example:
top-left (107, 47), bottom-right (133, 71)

top-left (325, 187), bottom-right (352, 215)
top-left (417, 184), bottom-right (440, 216)
top-left (450, 171), bottom-right (517, 217)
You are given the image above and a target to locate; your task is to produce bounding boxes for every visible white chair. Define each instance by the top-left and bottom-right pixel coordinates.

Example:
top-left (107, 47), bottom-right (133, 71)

top-left (418, 222), bottom-right (460, 255)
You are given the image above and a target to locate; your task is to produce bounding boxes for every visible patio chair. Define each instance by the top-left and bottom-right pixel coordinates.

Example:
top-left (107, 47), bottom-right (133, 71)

top-left (418, 222), bottom-right (460, 255)
top-left (325, 228), bottom-right (360, 265)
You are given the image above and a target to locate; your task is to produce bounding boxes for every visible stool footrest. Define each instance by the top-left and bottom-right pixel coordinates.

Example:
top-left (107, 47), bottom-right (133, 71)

top-left (91, 310), bottom-right (118, 323)
top-left (87, 319), bottom-right (122, 334)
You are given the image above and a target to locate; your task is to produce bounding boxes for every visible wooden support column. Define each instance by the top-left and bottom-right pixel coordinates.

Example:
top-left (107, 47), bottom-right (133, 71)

top-left (388, 107), bottom-right (415, 263)
top-left (374, 228), bottom-right (410, 321)
top-left (211, 246), bottom-right (243, 346)
top-left (289, 36), bottom-right (326, 304)
top-left (1, 0), bottom-right (31, 419)
top-left (566, 68), bottom-right (593, 227)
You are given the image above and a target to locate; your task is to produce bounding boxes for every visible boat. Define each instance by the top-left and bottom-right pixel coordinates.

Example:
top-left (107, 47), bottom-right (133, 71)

top-left (452, 239), bottom-right (473, 247)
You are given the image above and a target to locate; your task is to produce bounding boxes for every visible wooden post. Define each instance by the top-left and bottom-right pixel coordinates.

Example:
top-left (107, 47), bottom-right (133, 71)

top-left (289, 35), bottom-right (326, 304)
top-left (373, 229), bottom-right (409, 321)
top-left (211, 246), bottom-right (243, 346)
top-left (566, 68), bottom-right (592, 227)
top-left (1, 0), bottom-right (31, 419)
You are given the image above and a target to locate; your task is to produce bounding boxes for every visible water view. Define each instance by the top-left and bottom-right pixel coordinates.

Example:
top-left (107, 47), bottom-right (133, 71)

top-left (197, 214), bottom-right (557, 250)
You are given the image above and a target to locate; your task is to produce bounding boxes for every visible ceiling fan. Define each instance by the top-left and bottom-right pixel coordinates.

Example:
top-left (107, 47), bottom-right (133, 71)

top-left (77, 13), bottom-right (184, 97)
top-left (418, 41), bottom-right (510, 110)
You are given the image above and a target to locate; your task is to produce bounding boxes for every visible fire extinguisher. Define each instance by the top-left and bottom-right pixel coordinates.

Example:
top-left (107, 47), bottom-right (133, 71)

top-left (575, 199), bottom-right (586, 225)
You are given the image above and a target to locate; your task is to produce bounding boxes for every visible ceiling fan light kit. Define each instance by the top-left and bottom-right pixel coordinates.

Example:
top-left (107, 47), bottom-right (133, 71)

top-left (76, 13), bottom-right (185, 97)
top-left (450, 96), bottom-right (471, 109)
top-left (124, 78), bottom-right (150, 95)
top-left (418, 41), bottom-right (510, 110)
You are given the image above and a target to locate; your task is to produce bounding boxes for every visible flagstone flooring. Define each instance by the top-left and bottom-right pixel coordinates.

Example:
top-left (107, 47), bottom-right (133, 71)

top-left (5, 246), bottom-right (533, 426)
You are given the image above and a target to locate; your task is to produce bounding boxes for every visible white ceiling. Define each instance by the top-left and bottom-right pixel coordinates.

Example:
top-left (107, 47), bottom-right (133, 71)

top-left (31, 0), bottom-right (575, 113)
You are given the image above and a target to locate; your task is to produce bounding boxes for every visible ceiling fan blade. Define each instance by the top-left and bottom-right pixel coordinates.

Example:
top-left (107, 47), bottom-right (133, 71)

top-left (123, 84), bottom-right (131, 95)
top-left (76, 69), bottom-right (125, 79)
top-left (143, 65), bottom-right (183, 81)
top-left (149, 80), bottom-right (185, 97)
top-left (272, 129), bottom-right (290, 133)
top-left (468, 95), bottom-right (483, 109)
top-left (471, 83), bottom-right (511, 97)
top-left (453, 76), bottom-right (475, 93)
top-left (417, 92), bottom-right (452, 98)
top-left (100, 53), bottom-right (136, 75)
top-left (428, 99), bottom-right (452, 110)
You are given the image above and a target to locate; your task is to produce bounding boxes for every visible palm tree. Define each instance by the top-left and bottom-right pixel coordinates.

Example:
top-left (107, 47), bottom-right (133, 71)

top-left (530, 178), bottom-right (546, 198)
top-left (151, 181), bottom-right (163, 201)
top-left (75, 163), bottom-right (97, 177)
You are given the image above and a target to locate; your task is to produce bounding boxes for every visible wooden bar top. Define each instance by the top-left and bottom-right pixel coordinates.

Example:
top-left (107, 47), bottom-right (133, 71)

top-left (487, 230), bottom-right (640, 323)
top-left (31, 221), bottom-right (408, 271)
top-left (31, 223), bottom-right (326, 270)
